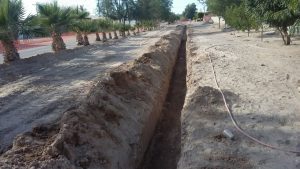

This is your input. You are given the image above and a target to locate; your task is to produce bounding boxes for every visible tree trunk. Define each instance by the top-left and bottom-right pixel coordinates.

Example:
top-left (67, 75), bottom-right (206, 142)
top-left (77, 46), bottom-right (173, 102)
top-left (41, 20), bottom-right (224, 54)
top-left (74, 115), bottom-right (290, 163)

top-left (218, 17), bottom-right (221, 29)
top-left (113, 31), bottom-right (118, 39)
top-left (119, 30), bottom-right (122, 37)
top-left (76, 32), bottom-right (84, 45)
top-left (279, 28), bottom-right (286, 45)
top-left (283, 26), bottom-right (291, 45)
top-left (102, 32), bottom-right (107, 42)
top-left (261, 25), bottom-right (263, 42)
top-left (108, 32), bottom-right (112, 39)
top-left (96, 32), bottom-right (101, 41)
top-left (279, 26), bottom-right (291, 45)
top-left (127, 30), bottom-right (131, 36)
top-left (83, 33), bottom-right (90, 46)
top-left (51, 32), bottom-right (66, 52)
top-left (1, 40), bottom-right (20, 63)
top-left (248, 29), bottom-right (250, 37)
top-left (137, 28), bottom-right (140, 33)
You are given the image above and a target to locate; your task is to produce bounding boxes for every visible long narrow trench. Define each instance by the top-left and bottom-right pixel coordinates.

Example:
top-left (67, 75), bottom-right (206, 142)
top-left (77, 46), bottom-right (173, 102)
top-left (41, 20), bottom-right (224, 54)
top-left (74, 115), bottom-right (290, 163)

top-left (139, 31), bottom-right (187, 169)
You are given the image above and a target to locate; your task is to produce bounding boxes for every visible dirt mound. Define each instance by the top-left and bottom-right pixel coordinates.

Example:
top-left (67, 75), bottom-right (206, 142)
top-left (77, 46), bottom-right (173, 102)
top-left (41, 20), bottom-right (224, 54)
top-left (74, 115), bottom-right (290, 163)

top-left (177, 28), bottom-right (253, 169)
top-left (0, 26), bottom-right (185, 169)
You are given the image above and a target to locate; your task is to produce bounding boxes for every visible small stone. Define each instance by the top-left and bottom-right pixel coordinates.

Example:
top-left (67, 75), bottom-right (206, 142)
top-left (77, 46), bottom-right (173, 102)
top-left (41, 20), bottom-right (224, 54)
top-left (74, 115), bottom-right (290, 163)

top-left (261, 64), bottom-right (266, 66)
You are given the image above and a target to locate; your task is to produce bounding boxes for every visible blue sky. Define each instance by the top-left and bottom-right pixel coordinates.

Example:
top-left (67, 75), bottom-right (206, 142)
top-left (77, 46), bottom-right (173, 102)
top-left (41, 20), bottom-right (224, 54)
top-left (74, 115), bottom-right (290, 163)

top-left (24, 0), bottom-right (204, 16)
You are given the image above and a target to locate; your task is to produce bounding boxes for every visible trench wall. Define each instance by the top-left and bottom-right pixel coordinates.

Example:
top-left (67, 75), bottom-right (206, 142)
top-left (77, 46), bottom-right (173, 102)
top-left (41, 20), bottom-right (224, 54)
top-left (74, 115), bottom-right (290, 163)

top-left (0, 26), bottom-right (185, 169)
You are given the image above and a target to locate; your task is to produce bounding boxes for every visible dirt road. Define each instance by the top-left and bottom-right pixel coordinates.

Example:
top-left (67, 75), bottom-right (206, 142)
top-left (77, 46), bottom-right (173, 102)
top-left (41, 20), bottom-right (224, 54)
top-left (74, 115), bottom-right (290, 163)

top-left (178, 23), bottom-right (300, 169)
top-left (0, 29), bottom-right (171, 153)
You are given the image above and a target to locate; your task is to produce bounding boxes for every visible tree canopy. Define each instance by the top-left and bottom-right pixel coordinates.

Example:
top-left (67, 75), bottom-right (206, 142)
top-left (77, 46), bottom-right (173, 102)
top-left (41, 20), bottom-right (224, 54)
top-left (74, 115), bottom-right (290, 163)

top-left (245, 0), bottom-right (300, 45)
top-left (97, 0), bottom-right (173, 22)
top-left (183, 3), bottom-right (197, 20)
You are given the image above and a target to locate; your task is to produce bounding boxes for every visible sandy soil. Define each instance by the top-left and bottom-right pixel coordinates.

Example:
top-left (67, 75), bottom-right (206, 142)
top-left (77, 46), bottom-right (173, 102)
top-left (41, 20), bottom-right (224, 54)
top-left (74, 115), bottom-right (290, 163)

top-left (178, 23), bottom-right (300, 169)
top-left (0, 29), bottom-right (171, 153)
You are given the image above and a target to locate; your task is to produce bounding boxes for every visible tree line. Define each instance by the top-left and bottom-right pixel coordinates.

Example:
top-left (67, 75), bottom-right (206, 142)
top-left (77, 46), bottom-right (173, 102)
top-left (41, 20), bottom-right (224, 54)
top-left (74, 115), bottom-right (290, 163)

top-left (0, 0), bottom-right (175, 64)
top-left (205, 0), bottom-right (300, 45)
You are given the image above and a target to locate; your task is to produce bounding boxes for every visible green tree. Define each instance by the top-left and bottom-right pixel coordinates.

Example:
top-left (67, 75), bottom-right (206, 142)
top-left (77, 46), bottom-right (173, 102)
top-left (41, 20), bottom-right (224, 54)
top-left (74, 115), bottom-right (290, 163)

top-left (245, 0), bottom-right (300, 45)
top-left (225, 3), bottom-right (259, 36)
top-left (37, 1), bottom-right (74, 52)
top-left (206, 0), bottom-right (241, 28)
top-left (0, 0), bottom-right (24, 63)
top-left (183, 3), bottom-right (197, 20)
top-left (135, 0), bottom-right (173, 21)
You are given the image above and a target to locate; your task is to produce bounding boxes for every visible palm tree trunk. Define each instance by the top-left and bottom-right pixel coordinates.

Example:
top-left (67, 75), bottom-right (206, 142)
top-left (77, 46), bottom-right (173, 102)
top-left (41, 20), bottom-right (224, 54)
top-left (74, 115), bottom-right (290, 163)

top-left (96, 32), bottom-right (101, 41)
top-left (113, 31), bottom-right (118, 39)
top-left (51, 32), bottom-right (66, 52)
top-left (76, 32), bottom-right (84, 45)
top-left (127, 30), bottom-right (131, 36)
top-left (108, 32), bottom-right (112, 39)
top-left (83, 33), bottom-right (90, 46)
top-left (1, 40), bottom-right (20, 63)
top-left (102, 32), bottom-right (107, 42)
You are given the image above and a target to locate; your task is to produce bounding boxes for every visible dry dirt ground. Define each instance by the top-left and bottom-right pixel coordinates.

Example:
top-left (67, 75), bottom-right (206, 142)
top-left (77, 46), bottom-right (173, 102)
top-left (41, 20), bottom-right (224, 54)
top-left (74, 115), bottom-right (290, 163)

top-left (178, 23), bottom-right (300, 169)
top-left (0, 29), bottom-right (171, 153)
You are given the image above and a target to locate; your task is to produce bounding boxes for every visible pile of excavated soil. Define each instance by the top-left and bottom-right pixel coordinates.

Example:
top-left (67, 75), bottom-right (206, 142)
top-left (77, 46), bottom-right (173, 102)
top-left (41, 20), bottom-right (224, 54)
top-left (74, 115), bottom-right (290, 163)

top-left (178, 23), bottom-right (300, 169)
top-left (0, 26), bottom-right (185, 169)
top-left (0, 29), bottom-right (171, 154)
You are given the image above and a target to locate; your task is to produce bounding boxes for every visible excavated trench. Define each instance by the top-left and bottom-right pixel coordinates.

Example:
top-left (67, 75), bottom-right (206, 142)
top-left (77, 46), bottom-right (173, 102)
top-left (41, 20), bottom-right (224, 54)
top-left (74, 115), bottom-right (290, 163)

top-left (139, 30), bottom-right (187, 169)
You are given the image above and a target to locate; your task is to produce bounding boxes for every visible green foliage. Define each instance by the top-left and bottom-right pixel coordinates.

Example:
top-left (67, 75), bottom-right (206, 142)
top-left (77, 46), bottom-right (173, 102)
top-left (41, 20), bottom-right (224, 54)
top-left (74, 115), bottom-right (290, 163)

top-left (245, 0), bottom-right (300, 45)
top-left (225, 3), bottom-right (259, 35)
top-left (206, 0), bottom-right (241, 16)
top-left (36, 1), bottom-right (74, 35)
top-left (195, 12), bottom-right (205, 20)
top-left (141, 20), bottom-right (158, 29)
top-left (95, 19), bottom-right (112, 32)
top-left (136, 0), bottom-right (173, 21)
top-left (97, 0), bottom-right (173, 22)
top-left (78, 19), bottom-right (96, 33)
top-left (245, 0), bottom-right (299, 28)
top-left (0, 0), bottom-right (24, 40)
top-left (20, 15), bottom-right (49, 38)
top-left (167, 12), bottom-right (180, 23)
top-left (183, 3), bottom-right (197, 19)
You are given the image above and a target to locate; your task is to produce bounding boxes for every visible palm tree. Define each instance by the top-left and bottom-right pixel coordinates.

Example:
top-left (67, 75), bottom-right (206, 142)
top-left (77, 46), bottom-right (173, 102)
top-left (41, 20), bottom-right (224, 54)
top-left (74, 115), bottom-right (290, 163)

top-left (0, 0), bottom-right (24, 63)
top-left (72, 6), bottom-right (90, 46)
top-left (37, 1), bottom-right (74, 52)
top-left (107, 20), bottom-right (113, 39)
top-left (125, 24), bottom-right (131, 36)
top-left (95, 19), bottom-right (103, 41)
top-left (112, 22), bottom-right (121, 39)
top-left (78, 19), bottom-right (96, 46)
top-left (97, 19), bottom-right (110, 42)
top-left (136, 22), bottom-right (142, 33)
